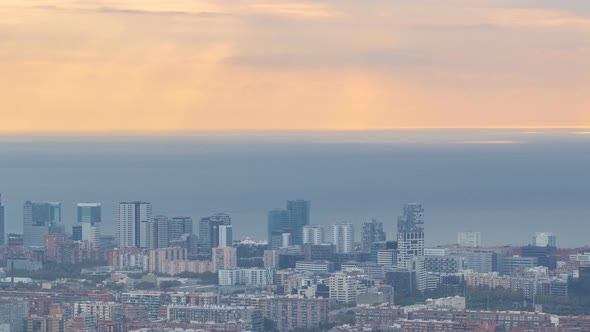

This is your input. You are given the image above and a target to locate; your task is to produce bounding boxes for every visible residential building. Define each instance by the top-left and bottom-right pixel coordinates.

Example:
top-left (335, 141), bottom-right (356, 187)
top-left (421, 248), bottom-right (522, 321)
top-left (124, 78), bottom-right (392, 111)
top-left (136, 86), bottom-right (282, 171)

top-left (332, 222), bottom-right (354, 254)
top-left (259, 296), bottom-right (330, 332)
top-left (212, 246), bottom-right (237, 271)
top-left (118, 201), bottom-right (152, 248)
top-left (329, 272), bottom-right (365, 303)
top-left (149, 215), bottom-right (169, 249)
top-left (302, 225), bottom-right (324, 245)
top-left (295, 260), bottom-right (335, 274)
top-left (218, 268), bottom-right (274, 286)
top-left (0, 299), bottom-right (29, 332)
top-left (167, 305), bottom-right (263, 332)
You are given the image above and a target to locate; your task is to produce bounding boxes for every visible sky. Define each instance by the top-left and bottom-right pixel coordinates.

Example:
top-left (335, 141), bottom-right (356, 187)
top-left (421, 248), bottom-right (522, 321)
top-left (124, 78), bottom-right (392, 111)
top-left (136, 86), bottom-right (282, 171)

top-left (1, 0), bottom-right (589, 132)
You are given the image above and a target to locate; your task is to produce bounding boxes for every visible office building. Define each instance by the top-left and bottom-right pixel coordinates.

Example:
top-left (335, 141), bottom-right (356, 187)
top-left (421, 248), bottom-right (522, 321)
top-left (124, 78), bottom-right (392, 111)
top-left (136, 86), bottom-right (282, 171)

top-left (302, 224), bottom-right (324, 245)
top-left (397, 203), bottom-right (425, 268)
top-left (521, 245), bottom-right (557, 270)
top-left (0, 194), bottom-right (4, 246)
top-left (424, 256), bottom-right (467, 273)
top-left (149, 215), bottom-right (169, 249)
top-left (118, 201), bottom-right (152, 248)
top-left (501, 256), bottom-right (538, 276)
top-left (259, 296), bottom-right (330, 331)
top-left (532, 232), bottom-right (556, 247)
top-left (362, 219), bottom-right (386, 252)
top-left (218, 224), bottom-right (233, 247)
top-left (302, 243), bottom-right (335, 262)
top-left (286, 200), bottom-right (310, 245)
top-left (295, 260), bottom-right (335, 274)
top-left (458, 231), bottom-right (481, 247)
top-left (121, 291), bottom-right (164, 320)
top-left (377, 250), bottom-right (396, 267)
top-left (263, 249), bottom-right (279, 268)
top-left (450, 250), bottom-right (495, 273)
top-left (212, 246), bottom-right (237, 271)
top-left (77, 203), bottom-right (101, 224)
top-left (23, 201), bottom-right (62, 247)
top-left (168, 216), bottom-right (193, 242)
top-left (332, 222), bottom-right (354, 254)
top-left (198, 213), bottom-right (231, 257)
top-left (267, 209), bottom-right (290, 249)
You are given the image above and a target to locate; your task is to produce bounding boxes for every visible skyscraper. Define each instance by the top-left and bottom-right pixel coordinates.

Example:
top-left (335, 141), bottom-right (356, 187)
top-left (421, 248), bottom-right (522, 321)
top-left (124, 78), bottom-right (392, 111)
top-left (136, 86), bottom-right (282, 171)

top-left (168, 216), bottom-right (193, 242)
top-left (332, 222), bottom-right (354, 254)
top-left (150, 215), bottom-right (169, 249)
top-left (23, 201), bottom-right (62, 247)
top-left (0, 194), bottom-right (4, 246)
top-left (397, 203), bottom-right (425, 268)
top-left (199, 213), bottom-right (231, 257)
top-left (361, 219), bottom-right (386, 252)
top-left (532, 232), bottom-right (556, 247)
top-left (267, 209), bottom-right (290, 249)
top-left (287, 200), bottom-right (310, 245)
top-left (117, 201), bottom-right (152, 248)
top-left (218, 225), bottom-right (233, 247)
top-left (77, 203), bottom-right (101, 224)
top-left (303, 225), bottom-right (325, 245)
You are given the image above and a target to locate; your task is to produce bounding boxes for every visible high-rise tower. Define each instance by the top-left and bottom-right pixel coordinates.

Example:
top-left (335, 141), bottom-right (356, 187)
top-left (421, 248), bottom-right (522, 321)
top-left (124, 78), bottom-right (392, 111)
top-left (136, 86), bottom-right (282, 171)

top-left (118, 201), bottom-right (152, 248)
top-left (397, 203), bottom-right (425, 268)
top-left (361, 219), bottom-right (386, 252)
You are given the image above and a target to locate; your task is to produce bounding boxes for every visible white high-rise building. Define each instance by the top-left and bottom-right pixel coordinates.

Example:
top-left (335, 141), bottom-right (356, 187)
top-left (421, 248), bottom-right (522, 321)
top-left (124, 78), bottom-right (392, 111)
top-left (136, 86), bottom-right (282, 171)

top-left (332, 222), bottom-right (354, 254)
top-left (532, 232), bottom-right (556, 247)
top-left (302, 225), bottom-right (325, 245)
top-left (458, 231), bottom-right (481, 248)
top-left (218, 225), bottom-right (233, 247)
top-left (397, 203), bottom-right (425, 268)
top-left (118, 201), bottom-right (152, 248)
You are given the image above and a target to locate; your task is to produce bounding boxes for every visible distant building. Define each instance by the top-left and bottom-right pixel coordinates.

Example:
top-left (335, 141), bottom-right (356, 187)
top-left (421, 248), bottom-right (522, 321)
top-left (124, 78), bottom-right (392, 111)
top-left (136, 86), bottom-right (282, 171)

top-left (168, 216), bottom-right (193, 242)
top-left (267, 209), bottom-right (290, 249)
top-left (295, 260), bottom-right (334, 274)
top-left (198, 213), bottom-right (231, 257)
top-left (532, 232), bottom-right (556, 247)
top-left (212, 246), bottom-right (237, 271)
top-left (458, 231), bottom-right (481, 247)
top-left (0, 299), bottom-right (29, 332)
top-left (259, 296), bottom-right (330, 331)
top-left (218, 268), bottom-right (274, 286)
top-left (361, 219), bottom-right (386, 252)
top-left (520, 245), bottom-right (557, 270)
top-left (302, 243), bottom-right (335, 262)
top-left (0, 194), bottom-right (4, 246)
top-left (218, 225), bottom-right (233, 247)
top-left (397, 203), bottom-right (425, 268)
top-left (77, 203), bottom-right (101, 224)
top-left (118, 201), bottom-right (152, 248)
top-left (332, 222), bottom-right (354, 254)
top-left (23, 201), bottom-right (62, 247)
top-left (167, 305), bottom-right (263, 332)
top-left (149, 215), bottom-right (169, 249)
top-left (302, 225), bottom-right (324, 245)
top-left (501, 256), bottom-right (538, 276)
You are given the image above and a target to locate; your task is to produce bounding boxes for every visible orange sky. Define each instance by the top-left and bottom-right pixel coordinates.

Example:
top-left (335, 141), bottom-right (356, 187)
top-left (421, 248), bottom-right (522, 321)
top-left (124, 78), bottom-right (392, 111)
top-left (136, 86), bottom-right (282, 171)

top-left (1, 0), bottom-right (589, 132)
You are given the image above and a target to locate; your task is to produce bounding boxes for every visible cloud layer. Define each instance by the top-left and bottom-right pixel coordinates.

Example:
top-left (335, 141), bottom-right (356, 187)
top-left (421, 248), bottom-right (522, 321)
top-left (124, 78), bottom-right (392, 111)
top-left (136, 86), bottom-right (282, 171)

top-left (0, 0), bottom-right (589, 131)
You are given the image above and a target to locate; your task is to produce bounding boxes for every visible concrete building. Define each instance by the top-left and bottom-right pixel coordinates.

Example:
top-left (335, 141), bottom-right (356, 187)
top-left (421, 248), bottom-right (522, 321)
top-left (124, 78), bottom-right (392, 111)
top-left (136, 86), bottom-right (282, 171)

top-left (302, 225), bottom-right (324, 245)
top-left (212, 246), bottom-right (237, 271)
top-left (0, 299), bottom-right (29, 332)
top-left (218, 268), bottom-right (274, 286)
top-left (167, 305), bottom-right (263, 332)
top-left (263, 249), bottom-right (279, 269)
top-left (329, 272), bottom-right (365, 303)
top-left (397, 203), bottom-right (425, 268)
top-left (458, 231), bottom-right (481, 247)
top-left (501, 256), bottom-right (538, 276)
top-left (121, 291), bottom-right (163, 320)
top-left (149, 215), bottom-right (169, 249)
top-left (259, 296), bottom-right (330, 332)
top-left (295, 260), bottom-right (335, 274)
top-left (118, 201), bottom-right (152, 248)
top-left (218, 225), bottom-right (233, 247)
top-left (198, 213), bottom-right (231, 257)
top-left (332, 222), bottom-right (354, 254)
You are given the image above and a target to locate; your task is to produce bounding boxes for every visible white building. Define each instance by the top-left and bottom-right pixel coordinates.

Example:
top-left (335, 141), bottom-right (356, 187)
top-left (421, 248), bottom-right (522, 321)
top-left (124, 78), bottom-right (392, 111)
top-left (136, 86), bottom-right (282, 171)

top-left (218, 268), bottom-right (274, 286)
top-left (218, 225), bottom-right (233, 247)
top-left (570, 253), bottom-right (590, 263)
top-left (397, 203), bottom-right (425, 268)
top-left (118, 201), bottom-right (152, 248)
top-left (332, 222), bottom-right (354, 254)
top-left (302, 225), bottom-right (325, 245)
top-left (377, 250), bottom-right (396, 267)
top-left (533, 232), bottom-right (556, 247)
top-left (424, 248), bottom-right (448, 256)
top-left (329, 273), bottom-right (366, 303)
top-left (458, 232), bottom-right (481, 248)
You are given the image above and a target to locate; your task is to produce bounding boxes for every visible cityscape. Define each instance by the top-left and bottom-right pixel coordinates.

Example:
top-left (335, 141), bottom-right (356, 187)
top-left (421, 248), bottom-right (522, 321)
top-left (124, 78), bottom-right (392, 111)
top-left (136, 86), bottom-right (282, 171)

top-left (1, 0), bottom-right (590, 331)
top-left (1, 197), bottom-right (590, 332)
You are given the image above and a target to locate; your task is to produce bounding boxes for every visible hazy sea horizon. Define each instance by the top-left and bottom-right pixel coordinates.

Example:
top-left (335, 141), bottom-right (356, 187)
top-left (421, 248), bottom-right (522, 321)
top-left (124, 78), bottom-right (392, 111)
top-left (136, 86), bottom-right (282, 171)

top-left (1, 129), bottom-right (589, 248)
